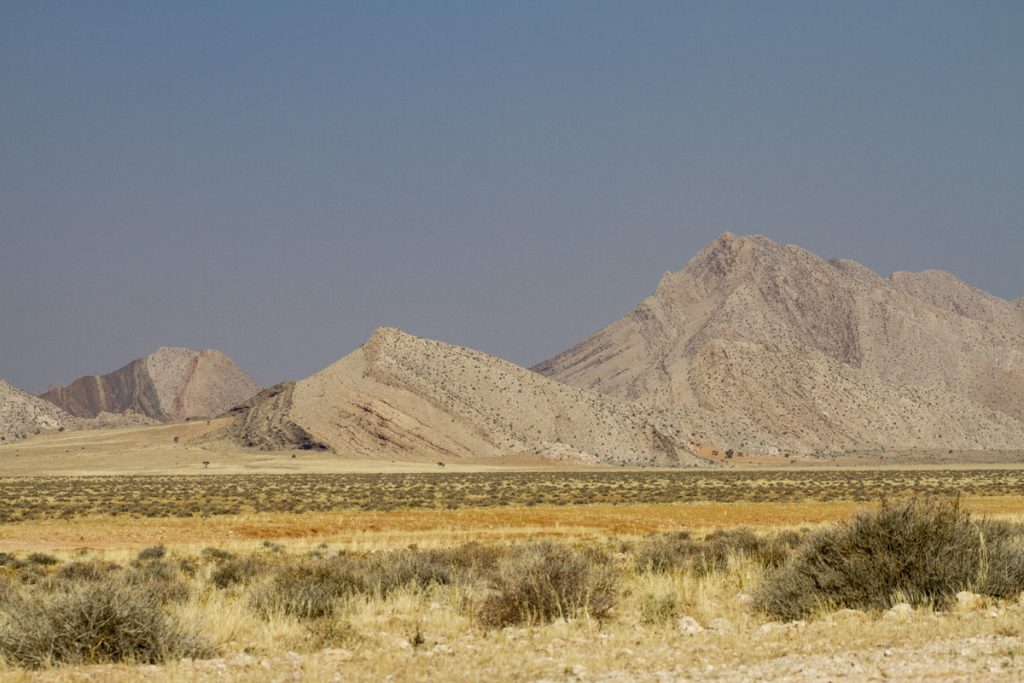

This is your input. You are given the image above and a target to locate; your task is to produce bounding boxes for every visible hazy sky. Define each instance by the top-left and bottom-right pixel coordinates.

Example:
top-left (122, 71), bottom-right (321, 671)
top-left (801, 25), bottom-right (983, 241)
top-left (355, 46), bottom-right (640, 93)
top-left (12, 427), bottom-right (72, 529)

top-left (2, 1), bottom-right (1022, 393)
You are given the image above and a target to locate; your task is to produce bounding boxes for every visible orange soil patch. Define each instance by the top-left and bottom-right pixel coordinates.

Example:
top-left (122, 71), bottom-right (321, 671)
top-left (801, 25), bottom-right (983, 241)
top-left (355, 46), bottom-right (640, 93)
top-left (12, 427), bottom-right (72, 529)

top-left (4, 496), bottom-right (1023, 553)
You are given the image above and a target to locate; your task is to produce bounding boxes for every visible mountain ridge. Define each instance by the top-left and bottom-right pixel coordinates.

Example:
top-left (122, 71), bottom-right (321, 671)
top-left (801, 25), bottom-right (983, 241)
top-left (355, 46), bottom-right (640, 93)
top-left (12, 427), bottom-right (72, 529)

top-left (221, 327), bottom-right (710, 466)
top-left (40, 347), bottom-right (261, 422)
top-left (533, 232), bottom-right (1024, 453)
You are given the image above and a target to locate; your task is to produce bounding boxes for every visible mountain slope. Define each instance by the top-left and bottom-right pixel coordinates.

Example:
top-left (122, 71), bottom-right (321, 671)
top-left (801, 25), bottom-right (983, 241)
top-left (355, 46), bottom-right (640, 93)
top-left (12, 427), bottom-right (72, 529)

top-left (0, 379), bottom-right (73, 443)
top-left (534, 232), bottom-right (1024, 453)
top-left (224, 327), bottom-right (705, 466)
top-left (40, 347), bottom-right (261, 422)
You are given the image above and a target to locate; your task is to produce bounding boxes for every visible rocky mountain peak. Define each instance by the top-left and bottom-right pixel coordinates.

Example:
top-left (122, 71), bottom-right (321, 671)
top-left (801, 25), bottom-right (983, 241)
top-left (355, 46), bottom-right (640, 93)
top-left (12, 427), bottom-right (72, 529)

top-left (39, 347), bottom-right (260, 422)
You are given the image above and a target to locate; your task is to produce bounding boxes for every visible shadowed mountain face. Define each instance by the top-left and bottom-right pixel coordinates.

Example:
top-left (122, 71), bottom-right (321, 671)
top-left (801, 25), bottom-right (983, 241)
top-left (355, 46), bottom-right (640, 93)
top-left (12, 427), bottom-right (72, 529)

top-left (223, 327), bottom-right (706, 466)
top-left (533, 232), bottom-right (1024, 453)
top-left (40, 348), bottom-right (261, 422)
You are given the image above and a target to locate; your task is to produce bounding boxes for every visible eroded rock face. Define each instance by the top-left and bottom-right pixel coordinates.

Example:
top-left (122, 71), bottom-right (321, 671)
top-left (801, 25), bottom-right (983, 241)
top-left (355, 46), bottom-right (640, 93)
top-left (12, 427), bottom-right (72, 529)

top-left (0, 378), bottom-right (72, 442)
top-left (222, 327), bottom-right (705, 466)
top-left (39, 348), bottom-right (261, 422)
top-left (533, 232), bottom-right (1024, 453)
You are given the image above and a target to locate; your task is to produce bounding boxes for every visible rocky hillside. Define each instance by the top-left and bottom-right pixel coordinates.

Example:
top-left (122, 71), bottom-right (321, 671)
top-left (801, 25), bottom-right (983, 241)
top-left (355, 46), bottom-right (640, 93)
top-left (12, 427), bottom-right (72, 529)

top-left (223, 327), bottom-right (706, 466)
top-left (40, 347), bottom-right (261, 422)
top-left (0, 379), bottom-right (73, 443)
top-left (533, 232), bottom-right (1024, 453)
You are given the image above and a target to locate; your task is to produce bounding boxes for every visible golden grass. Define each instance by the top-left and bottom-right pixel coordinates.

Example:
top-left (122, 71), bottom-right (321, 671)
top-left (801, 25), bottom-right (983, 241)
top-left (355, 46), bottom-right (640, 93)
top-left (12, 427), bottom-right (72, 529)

top-left (3, 545), bottom-right (1024, 682)
top-left (4, 497), bottom-right (1024, 554)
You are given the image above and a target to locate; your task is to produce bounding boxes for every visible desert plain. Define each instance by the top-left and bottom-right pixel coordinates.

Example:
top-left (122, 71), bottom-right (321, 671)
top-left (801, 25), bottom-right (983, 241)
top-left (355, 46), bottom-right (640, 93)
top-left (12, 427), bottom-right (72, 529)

top-left (2, 419), bottom-right (1024, 682)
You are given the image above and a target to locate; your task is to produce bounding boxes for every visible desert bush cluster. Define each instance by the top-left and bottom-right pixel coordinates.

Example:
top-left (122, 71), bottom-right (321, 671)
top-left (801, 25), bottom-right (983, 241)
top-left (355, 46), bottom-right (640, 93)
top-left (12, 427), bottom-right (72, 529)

top-left (755, 496), bottom-right (1024, 620)
top-left (2, 469), bottom-right (1021, 521)
top-left (0, 552), bottom-right (212, 668)
top-left (2, 496), bottom-right (1024, 672)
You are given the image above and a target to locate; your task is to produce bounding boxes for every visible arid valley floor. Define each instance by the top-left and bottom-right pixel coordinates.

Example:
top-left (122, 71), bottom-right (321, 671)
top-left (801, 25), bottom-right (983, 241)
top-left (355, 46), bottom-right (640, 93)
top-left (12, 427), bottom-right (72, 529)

top-left (2, 422), bottom-right (1024, 681)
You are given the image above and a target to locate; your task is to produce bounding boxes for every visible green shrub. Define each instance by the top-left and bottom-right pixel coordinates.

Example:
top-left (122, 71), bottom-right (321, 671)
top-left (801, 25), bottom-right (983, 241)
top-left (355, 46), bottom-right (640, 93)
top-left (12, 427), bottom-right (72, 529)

top-left (754, 496), bottom-right (1024, 621)
top-left (478, 541), bottom-right (618, 628)
top-left (0, 576), bottom-right (213, 668)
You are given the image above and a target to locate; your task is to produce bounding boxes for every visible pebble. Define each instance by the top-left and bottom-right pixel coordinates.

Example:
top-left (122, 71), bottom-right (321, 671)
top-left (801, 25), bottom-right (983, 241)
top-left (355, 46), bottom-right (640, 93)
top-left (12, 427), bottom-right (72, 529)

top-left (676, 615), bottom-right (704, 634)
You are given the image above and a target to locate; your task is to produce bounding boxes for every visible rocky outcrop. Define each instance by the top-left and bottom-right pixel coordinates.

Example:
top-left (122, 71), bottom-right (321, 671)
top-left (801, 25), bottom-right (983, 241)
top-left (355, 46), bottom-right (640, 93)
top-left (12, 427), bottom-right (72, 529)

top-left (534, 232), bottom-right (1024, 453)
top-left (40, 347), bottom-right (261, 422)
top-left (0, 379), bottom-right (73, 443)
top-left (222, 327), bottom-right (706, 466)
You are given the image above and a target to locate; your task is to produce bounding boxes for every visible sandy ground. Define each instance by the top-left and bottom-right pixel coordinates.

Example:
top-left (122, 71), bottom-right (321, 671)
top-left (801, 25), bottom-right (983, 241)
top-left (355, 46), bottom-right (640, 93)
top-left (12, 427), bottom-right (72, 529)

top-left (2, 421), bottom-right (1021, 476)
top-left (0, 420), bottom-right (594, 476)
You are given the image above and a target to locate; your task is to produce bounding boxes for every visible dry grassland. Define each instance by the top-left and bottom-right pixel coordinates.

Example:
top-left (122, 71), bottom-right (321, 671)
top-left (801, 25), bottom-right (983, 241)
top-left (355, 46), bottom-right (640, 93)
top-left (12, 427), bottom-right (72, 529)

top-left (4, 426), bottom-right (1024, 680)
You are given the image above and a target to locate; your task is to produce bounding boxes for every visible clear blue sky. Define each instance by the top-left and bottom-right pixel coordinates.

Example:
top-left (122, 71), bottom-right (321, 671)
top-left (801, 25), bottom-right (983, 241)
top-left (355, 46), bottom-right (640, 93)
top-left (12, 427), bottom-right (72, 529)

top-left (2, 1), bottom-right (1022, 392)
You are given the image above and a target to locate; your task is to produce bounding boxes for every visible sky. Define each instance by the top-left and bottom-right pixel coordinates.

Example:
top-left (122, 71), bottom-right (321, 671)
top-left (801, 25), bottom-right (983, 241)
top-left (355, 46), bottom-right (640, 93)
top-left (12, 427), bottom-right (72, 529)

top-left (1, 1), bottom-right (1022, 393)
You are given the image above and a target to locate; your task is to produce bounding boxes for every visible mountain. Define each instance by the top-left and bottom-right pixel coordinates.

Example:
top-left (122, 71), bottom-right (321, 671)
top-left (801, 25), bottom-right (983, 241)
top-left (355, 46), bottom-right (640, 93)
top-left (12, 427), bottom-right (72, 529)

top-left (223, 327), bottom-right (705, 466)
top-left (0, 378), bottom-right (74, 443)
top-left (533, 232), bottom-right (1024, 453)
top-left (40, 347), bottom-right (261, 422)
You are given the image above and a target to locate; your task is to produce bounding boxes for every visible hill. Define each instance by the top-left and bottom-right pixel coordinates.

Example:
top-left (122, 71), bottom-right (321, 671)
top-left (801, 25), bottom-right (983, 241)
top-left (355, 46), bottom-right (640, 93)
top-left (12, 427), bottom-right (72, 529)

top-left (40, 347), bottom-right (261, 422)
top-left (223, 327), bottom-right (705, 466)
top-left (0, 378), bottom-right (74, 443)
top-left (533, 232), bottom-right (1024, 453)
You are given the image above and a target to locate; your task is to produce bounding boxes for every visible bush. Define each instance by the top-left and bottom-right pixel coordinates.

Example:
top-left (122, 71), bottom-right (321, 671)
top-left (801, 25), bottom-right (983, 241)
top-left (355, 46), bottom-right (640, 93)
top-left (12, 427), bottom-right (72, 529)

top-left (51, 560), bottom-right (121, 584)
top-left (0, 576), bottom-right (213, 668)
top-left (478, 541), bottom-right (618, 628)
top-left (136, 545), bottom-right (166, 561)
top-left (754, 496), bottom-right (1024, 621)
top-left (361, 549), bottom-right (462, 594)
top-left (211, 555), bottom-right (273, 589)
top-left (25, 553), bottom-right (58, 567)
top-left (638, 592), bottom-right (677, 624)
top-left (250, 559), bottom-right (364, 619)
top-left (125, 559), bottom-right (191, 604)
top-left (200, 547), bottom-right (235, 562)
top-left (632, 532), bottom-right (693, 573)
top-left (632, 528), bottom-right (803, 576)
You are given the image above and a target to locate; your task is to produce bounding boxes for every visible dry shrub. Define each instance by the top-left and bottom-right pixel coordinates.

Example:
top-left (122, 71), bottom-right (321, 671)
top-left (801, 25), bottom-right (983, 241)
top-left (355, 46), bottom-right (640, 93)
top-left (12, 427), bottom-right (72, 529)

top-left (754, 496), bottom-right (1024, 621)
top-left (632, 528), bottom-right (802, 575)
top-left (0, 576), bottom-right (213, 668)
top-left (25, 553), bottom-right (57, 567)
top-left (51, 560), bottom-right (121, 584)
top-left (428, 542), bottom-right (506, 580)
top-left (211, 555), bottom-right (274, 589)
top-left (250, 558), bottom-right (363, 619)
top-left (631, 532), bottom-right (692, 573)
top-left (301, 617), bottom-right (360, 650)
top-left (125, 559), bottom-right (191, 604)
top-left (638, 592), bottom-right (677, 624)
top-left (250, 548), bottom-right (471, 620)
top-left (200, 546), bottom-right (235, 562)
top-left (136, 545), bottom-right (166, 561)
top-left (478, 541), bottom-right (618, 628)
